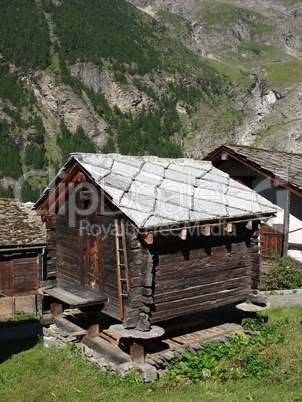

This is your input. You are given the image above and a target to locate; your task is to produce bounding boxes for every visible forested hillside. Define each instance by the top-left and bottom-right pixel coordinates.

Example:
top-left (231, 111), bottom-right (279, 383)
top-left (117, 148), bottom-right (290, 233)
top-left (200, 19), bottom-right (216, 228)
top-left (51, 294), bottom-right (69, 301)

top-left (0, 0), bottom-right (301, 201)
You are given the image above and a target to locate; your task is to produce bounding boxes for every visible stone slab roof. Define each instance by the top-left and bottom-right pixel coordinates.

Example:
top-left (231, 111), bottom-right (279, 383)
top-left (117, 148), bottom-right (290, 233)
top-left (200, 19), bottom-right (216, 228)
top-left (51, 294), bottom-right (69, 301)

top-left (36, 153), bottom-right (279, 230)
top-left (205, 145), bottom-right (302, 193)
top-left (0, 198), bottom-right (46, 247)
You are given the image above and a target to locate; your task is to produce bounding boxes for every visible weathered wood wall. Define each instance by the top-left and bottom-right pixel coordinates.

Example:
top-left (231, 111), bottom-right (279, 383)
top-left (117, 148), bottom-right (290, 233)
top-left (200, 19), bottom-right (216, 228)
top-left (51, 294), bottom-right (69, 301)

top-left (145, 223), bottom-right (260, 324)
top-left (56, 215), bottom-right (81, 289)
top-left (54, 191), bottom-right (133, 322)
top-left (45, 214), bottom-right (57, 280)
top-left (0, 251), bottom-right (40, 297)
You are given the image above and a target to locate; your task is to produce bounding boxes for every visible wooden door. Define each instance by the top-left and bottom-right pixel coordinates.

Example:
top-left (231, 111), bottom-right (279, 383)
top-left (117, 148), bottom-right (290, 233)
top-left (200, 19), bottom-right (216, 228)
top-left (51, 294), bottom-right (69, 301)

top-left (0, 259), bottom-right (13, 293)
top-left (260, 224), bottom-right (283, 265)
top-left (80, 231), bottom-right (103, 293)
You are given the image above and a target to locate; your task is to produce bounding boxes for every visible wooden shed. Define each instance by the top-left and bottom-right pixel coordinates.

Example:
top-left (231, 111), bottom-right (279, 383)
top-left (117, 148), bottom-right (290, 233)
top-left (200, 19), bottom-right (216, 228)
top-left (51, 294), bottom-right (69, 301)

top-left (34, 154), bottom-right (278, 331)
top-left (204, 145), bottom-right (302, 267)
top-left (0, 198), bottom-right (46, 316)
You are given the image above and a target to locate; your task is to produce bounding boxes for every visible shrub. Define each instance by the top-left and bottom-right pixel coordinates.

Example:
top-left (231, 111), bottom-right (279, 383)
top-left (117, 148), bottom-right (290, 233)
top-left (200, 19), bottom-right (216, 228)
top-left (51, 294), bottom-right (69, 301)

top-left (261, 252), bottom-right (302, 290)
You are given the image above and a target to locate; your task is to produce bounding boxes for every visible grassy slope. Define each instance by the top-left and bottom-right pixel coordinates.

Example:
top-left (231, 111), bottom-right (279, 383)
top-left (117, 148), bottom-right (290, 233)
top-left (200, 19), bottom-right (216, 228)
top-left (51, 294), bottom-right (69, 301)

top-left (0, 307), bottom-right (301, 402)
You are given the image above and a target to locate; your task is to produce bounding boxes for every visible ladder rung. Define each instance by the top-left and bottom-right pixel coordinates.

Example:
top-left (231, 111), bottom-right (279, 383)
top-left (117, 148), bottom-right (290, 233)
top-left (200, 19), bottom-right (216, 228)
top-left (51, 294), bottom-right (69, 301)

top-left (117, 248), bottom-right (124, 252)
top-left (121, 293), bottom-right (128, 297)
top-left (118, 263), bottom-right (125, 267)
top-left (120, 278), bottom-right (127, 282)
top-left (116, 234), bottom-right (123, 238)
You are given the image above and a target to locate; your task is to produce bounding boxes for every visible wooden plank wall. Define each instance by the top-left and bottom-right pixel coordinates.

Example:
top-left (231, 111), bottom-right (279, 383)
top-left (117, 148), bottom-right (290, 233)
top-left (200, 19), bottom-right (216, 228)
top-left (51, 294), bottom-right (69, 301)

top-left (123, 235), bottom-right (149, 329)
top-left (100, 214), bottom-right (121, 321)
top-left (250, 225), bottom-right (261, 290)
top-left (55, 193), bottom-right (135, 322)
top-left (46, 214), bottom-right (57, 279)
top-left (149, 225), bottom-right (257, 324)
top-left (56, 215), bottom-right (81, 288)
top-left (0, 252), bottom-right (39, 297)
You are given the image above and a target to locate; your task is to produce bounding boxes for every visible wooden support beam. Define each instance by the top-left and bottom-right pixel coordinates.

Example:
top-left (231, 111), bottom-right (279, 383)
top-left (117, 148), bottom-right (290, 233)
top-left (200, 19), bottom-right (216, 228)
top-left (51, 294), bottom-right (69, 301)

top-left (87, 311), bottom-right (100, 338)
top-left (246, 220), bottom-right (253, 230)
top-left (202, 225), bottom-right (211, 236)
top-left (144, 232), bottom-right (154, 245)
top-left (225, 222), bottom-right (233, 233)
top-left (179, 229), bottom-right (187, 240)
top-left (288, 242), bottom-right (302, 251)
top-left (283, 189), bottom-right (291, 256)
top-left (130, 342), bottom-right (145, 364)
top-left (38, 163), bottom-right (80, 214)
top-left (40, 312), bottom-right (55, 326)
top-left (42, 171), bottom-right (83, 220)
top-left (83, 335), bottom-right (130, 365)
top-left (51, 302), bottom-right (63, 317)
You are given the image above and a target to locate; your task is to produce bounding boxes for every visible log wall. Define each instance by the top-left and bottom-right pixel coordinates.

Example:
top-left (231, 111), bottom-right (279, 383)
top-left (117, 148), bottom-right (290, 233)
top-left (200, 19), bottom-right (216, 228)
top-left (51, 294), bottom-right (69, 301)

top-left (147, 223), bottom-right (260, 324)
top-left (55, 193), bottom-right (134, 322)
top-left (45, 214), bottom-right (57, 280)
top-left (56, 215), bottom-right (81, 288)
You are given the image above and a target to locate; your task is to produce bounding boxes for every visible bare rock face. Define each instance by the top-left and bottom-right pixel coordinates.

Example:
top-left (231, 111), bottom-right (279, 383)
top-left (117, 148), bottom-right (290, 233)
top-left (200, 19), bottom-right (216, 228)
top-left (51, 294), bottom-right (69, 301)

top-left (128, 0), bottom-right (302, 154)
top-left (24, 71), bottom-right (108, 148)
top-left (70, 63), bottom-right (153, 113)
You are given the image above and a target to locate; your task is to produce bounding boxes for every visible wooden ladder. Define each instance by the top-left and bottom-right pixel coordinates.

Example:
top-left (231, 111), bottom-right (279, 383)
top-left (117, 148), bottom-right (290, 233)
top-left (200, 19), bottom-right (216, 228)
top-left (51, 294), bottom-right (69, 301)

top-left (115, 219), bottom-right (130, 319)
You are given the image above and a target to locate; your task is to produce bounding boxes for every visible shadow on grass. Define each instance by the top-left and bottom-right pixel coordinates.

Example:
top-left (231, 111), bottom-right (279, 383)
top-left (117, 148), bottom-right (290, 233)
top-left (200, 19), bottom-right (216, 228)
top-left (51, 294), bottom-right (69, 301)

top-left (0, 317), bottom-right (39, 329)
top-left (0, 336), bottom-right (41, 364)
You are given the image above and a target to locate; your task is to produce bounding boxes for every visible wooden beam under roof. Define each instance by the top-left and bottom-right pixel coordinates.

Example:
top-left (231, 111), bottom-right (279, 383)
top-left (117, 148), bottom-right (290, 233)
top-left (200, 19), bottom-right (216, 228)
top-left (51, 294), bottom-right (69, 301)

top-left (37, 162), bottom-right (81, 217)
top-left (144, 232), bottom-right (154, 245)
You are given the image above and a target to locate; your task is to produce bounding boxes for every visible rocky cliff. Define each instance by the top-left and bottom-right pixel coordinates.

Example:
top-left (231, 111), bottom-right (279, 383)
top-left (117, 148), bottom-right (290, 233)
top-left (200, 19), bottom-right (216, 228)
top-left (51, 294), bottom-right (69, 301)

top-left (128, 0), bottom-right (302, 153)
top-left (1, 0), bottom-right (302, 201)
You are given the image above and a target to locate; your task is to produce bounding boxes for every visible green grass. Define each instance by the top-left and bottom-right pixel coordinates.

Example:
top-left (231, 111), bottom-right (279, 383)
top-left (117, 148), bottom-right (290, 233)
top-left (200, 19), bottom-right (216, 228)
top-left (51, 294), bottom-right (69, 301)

top-left (208, 60), bottom-right (253, 87)
top-left (201, 3), bottom-right (258, 27)
top-left (0, 307), bottom-right (301, 401)
top-left (265, 60), bottom-right (302, 87)
top-left (157, 10), bottom-right (192, 37)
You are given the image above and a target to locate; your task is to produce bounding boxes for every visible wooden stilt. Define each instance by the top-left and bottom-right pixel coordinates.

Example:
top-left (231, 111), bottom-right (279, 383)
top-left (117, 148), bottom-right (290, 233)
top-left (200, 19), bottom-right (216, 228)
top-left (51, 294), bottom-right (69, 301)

top-left (130, 342), bottom-right (145, 364)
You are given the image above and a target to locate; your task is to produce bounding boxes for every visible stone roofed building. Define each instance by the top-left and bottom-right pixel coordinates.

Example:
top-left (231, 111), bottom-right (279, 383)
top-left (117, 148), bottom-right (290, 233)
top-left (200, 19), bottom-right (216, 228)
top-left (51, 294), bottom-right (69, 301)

top-left (0, 198), bottom-right (46, 304)
top-left (204, 145), bottom-right (302, 267)
top-left (0, 198), bottom-right (46, 247)
top-left (34, 153), bottom-right (278, 331)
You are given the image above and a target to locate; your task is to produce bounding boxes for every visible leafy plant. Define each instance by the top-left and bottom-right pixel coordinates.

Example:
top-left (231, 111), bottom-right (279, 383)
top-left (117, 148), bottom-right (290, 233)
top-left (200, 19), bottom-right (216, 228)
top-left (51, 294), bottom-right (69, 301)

top-left (169, 312), bottom-right (291, 383)
top-left (261, 252), bottom-right (302, 290)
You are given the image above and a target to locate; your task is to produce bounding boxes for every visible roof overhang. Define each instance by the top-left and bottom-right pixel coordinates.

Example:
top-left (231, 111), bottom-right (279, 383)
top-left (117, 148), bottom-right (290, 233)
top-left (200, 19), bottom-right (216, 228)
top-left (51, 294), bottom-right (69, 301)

top-left (204, 145), bottom-right (302, 198)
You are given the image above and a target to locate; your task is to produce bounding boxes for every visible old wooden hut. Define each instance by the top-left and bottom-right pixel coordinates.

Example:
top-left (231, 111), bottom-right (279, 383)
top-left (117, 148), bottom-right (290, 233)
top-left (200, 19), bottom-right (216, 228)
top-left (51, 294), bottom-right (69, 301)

top-left (205, 145), bottom-right (302, 267)
top-left (0, 198), bottom-right (46, 316)
top-left (34, 154), bottom-right (277, 331)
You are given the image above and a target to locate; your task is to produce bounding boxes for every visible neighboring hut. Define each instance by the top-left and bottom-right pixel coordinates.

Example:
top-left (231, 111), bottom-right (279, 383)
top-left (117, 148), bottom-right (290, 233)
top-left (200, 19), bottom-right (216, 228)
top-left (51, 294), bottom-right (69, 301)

top-left (0, 198), bottom-right (46, 316)
top-left (204, 145), bottom-right (302, 267)
top-left (34, 153), bottom-right (278, 331)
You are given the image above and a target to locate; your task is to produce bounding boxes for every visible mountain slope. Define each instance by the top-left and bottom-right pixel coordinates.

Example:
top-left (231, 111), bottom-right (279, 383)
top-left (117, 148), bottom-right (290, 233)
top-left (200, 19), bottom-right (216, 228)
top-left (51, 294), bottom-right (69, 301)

top-left (129, 0), bottom-right (302, 149)
top-left (0, 0), bottom-right (302, 200)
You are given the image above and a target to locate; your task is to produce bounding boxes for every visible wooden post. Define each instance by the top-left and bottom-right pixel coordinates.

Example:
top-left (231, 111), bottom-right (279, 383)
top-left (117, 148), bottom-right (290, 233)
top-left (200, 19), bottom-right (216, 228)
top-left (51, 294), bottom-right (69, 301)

top-left (202, 225), bottom-right (211, 236)
top-left (225, 222), bottom-right (233, 233)
top-left (87, 311), bottom-right (99, 338)
top-left (130, 342), bottom-right (145, 364)
top-left (283, 189), bottom-right (291, 256)
top-left (50, 302), bottom-right (63, 317)
top-left (179, 229), bottom-right (187, 240)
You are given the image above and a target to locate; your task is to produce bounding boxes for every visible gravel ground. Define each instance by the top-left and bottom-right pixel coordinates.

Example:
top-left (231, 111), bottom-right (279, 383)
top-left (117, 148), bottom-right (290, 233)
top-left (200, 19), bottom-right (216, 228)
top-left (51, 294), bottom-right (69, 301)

top-left (260, 289), bottom-right (302, 309)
